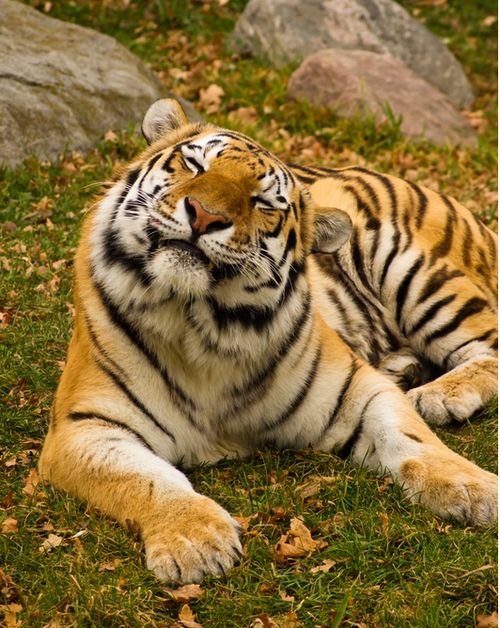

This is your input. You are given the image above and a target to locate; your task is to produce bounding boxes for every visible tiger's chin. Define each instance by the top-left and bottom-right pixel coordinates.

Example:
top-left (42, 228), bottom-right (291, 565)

top-left (158, 257), bottom-right (213, 301)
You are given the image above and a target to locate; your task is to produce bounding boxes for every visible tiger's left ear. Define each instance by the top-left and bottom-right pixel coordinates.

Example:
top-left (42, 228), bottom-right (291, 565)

top-left (312, 208), bottom-right (353, 253)
top-left (142, 98), bottom-right (190, 144)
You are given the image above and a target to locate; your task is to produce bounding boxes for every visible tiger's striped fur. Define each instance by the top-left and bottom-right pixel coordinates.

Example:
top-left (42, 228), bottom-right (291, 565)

top-left (39, 99), bottom-right (497, 584)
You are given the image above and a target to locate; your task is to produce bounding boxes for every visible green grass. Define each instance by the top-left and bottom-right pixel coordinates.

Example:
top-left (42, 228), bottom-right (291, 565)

top-left (1, 1), bottom-right (497, 626)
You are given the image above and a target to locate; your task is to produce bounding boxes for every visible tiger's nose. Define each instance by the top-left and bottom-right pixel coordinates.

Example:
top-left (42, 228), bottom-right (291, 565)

top-left (185, 197), bottom-right (232, 237)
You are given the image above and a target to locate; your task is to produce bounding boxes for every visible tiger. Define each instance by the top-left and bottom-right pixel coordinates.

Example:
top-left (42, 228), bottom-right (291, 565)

top-left (39, 98), bottom-right (498, 584)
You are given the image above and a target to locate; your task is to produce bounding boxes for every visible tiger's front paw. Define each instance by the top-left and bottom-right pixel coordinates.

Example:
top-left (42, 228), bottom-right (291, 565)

top-left (399, 453), bottom-right (497, 526)
top-left (407, 380), bottom-right (483, 426)
top-left (144, 495), bottom-right (242, 583)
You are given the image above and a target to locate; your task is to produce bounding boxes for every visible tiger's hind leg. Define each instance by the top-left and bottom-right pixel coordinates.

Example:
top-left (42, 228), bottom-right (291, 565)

top-left (378, 347), bottom-right (428, 392)
top-left (399, 275), bottom-right (497, 426)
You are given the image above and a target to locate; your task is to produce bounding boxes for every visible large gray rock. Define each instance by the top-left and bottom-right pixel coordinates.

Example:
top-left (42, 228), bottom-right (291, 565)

top-left (231, 0), bottom-right (473, 109)
top-left (287, 49), bottom-right (476, 147)
top-left (0, 0), bottom-right (166, 167)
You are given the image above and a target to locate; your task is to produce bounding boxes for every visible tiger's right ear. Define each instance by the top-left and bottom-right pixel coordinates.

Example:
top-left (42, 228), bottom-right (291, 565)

top-left (142, 98), bottom-right (190, 144)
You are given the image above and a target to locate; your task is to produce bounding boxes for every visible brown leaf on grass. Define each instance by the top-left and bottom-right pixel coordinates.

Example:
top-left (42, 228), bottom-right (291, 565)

top-left (462, 110), bottom-right (488, 133)
top-left (164, 583), bottom-right (204, 603)
top-left (41, 617), bottom-right (63, 628)
top-left (476, 612), bottom-right (498, 628)
top-left (0, 569), bottom-right (23, 605)
top-left (22, 468), bottom-right (40, 496)
top-left (296, 475), bottom-right (336, 500)
top-left (198, 83), bottom-right (224, 114)
top-left (252, 614), bottom-right (279, 628)
top-left (3, 456), bottom-right (17, 468)
top-left (310, 558), bottom-right (336, 574)
top-left (39, 533), bottom-right (64, 553)
top-left (482, 15), bottom-right (497, 27)
top-left (227, 107), bottom-right (258, 127)
top-left (274, 517), bottom-right (327, 562)
top-left (98, 558), bottom-right (122, 572)
top-left (279, 590), bottom-right (295, 602)
top-left (25, 196), bottom-right (54, 220)
top-left (0, 310), bottom-right (13, 329)
top-left (178, 604), bottom-right (203, 628)
top-left (0, 256), bottom-right (11, 271)
top-left (1, 518), bottom-right (18, 535)
top-left (379, 512), bottom-right (389, 536)
top-left (233, 513), bottom-right (257, 533)
top-left (377, 476), bottom-right (394, 492)
top-left (1, 491), bottom-right (14, 509)
top-left (0, 603), bottom-right (23, 628)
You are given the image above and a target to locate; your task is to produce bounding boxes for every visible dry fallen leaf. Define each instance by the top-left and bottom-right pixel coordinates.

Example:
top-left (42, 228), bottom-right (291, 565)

top-left (164, 583), bottom-right (204, 603)
top-left (482, 15), bottom-right (497, 27)
top-left (98, 558), bottom-right (122, 572)
top-left (0, 603), bottom-right (23, 628)
top-left (377, 476), bottom-right (394, 492)
top-left (274, 517), bottom-right (327, 562)
top-left (22, 468), bottom-right (40, 496)
top-left (279, 590), bottom-right (295, 602)
top-left (1, 490), bottom-right (14, 509)
top-left (178, 603), bottom-right (203, 628)
top-left (198, 83), bottom-right (225, 114)
top-left (476, 612), bottom-right (498, 628)
top-left (39, 533), bottom-right (64, 553)
top-left (379, 512), bottom-right (389, 536)
top-left (252, 615), bottom-right (279, 628)
top-left (310, 559), bottom-right (336, 574)
top-left (233, 513), bottom-right (257, 533)
top-left (227, 106), bottom-right (259, 127)
top-left (1, 517), bottom-right (18, 535)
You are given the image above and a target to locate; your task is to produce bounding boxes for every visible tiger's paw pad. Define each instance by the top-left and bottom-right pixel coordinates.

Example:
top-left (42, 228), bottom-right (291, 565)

top-left (144, 496), bottom-right (242, 583)
top-left (407, 382), bottom-right (483, 426)
top-left (400, 456), bottom-right (498, 526)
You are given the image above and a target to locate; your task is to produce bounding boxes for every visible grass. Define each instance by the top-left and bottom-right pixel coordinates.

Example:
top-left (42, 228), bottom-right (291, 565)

top-left (1, 1), bottom-right (497, 626)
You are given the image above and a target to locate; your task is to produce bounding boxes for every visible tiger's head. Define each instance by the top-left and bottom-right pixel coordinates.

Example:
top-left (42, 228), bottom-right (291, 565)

top-left (90, 99), bottom-right (351, 311)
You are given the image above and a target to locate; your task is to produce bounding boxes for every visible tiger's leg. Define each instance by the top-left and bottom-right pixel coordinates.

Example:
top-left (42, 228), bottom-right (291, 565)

top-left (318, 365), bottom-right (497, 525)
top-left (403, 288), bottom-right (497, 426)
top-left (39, 417), bottom-right (242, 583)
top-left (377, 347), bottom-right (426, 391)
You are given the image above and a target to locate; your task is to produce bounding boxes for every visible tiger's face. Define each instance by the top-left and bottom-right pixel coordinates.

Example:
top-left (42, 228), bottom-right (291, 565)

top-left (90, 99), bottom-right (351, 310)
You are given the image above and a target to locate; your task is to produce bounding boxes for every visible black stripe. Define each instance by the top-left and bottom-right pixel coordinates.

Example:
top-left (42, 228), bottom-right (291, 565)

top-left (69, 411), bottom-right (154, 451)
top-left (379, 229), bottom-right (401, 289)
top-left (335, 390), bottom-right (384, 459)
top-left (395, 255), bottom-right (425, 326)
top-left (424, 297), bottom-right (489, 344)
top-left (408, 294), bottom-right (457, 336)
top-left (417, 265), bottom-right (464, 305)
top-left (320, 358), bottom-right (361, 438)
top-left (146, 152), bottom-right (164, 173)
top-left (430, 200), bottom-right (456, 264)
top-left (444, 329), bottom-right (497, 367)
top-left (209, 262), bottom-right (305, 332)
top-left (406, 181), bottom-right (428, 230)
top-left (102, 228), bottom-right (153, 287)
top-left (83, 312), bottom-right (128, 379)
top-left (350, 228), bottom-right (378, 298)
top-left (222, 293), bottom-right (313, 420)
top-left (461, 218), bottom-right (473, 267)
top-left (93, 279), bottom-right (196, 413)
top-left (264, 345), bottom-right (322, 431)
top-left (96, 360), bottom-right (176, 443)
top-left (335, 421), bottom-right (363, 460)
top-left (401, 208), bottom-right (413, 252)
